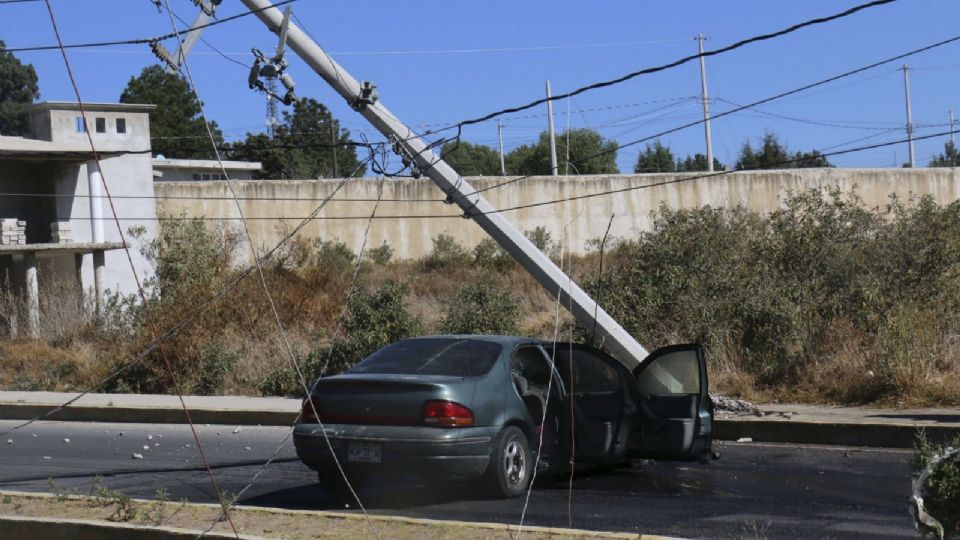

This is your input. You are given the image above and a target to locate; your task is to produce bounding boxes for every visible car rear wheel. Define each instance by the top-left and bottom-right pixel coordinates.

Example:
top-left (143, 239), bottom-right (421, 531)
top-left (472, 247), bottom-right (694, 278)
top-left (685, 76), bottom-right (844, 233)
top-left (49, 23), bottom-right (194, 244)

top-left (486, 426), bottom-right (531, 498)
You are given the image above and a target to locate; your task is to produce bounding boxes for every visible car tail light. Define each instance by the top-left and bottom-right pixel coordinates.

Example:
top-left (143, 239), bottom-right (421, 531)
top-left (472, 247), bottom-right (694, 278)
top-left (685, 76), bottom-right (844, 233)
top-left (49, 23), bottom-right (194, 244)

top-left (422, 400), bottom-right (474, 427)
top-left (300, 397), bottom-right (319, 423)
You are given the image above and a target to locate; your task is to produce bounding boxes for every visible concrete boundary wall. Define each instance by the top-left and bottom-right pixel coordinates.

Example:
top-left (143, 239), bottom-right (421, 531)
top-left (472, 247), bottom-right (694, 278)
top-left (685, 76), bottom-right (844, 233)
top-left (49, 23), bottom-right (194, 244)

top-left (154, 168), bottom-right (960, 260)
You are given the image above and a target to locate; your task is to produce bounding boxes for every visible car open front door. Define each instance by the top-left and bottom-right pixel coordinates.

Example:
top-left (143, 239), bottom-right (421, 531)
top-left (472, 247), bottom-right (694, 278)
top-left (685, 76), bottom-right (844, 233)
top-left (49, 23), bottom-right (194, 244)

top-left (627, 344), bottom-right (713, 461)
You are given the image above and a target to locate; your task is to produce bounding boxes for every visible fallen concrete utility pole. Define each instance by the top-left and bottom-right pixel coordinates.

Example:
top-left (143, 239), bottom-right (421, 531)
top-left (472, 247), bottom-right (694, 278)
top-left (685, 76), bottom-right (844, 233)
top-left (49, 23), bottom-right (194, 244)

top-left (239, 0), bottom-right (649, 368)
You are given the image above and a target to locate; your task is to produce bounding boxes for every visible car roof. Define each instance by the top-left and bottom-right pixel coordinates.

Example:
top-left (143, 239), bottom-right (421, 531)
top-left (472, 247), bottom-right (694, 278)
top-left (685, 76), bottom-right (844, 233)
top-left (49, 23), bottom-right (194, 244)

top-left (404, 335), bottom-right (547, 347)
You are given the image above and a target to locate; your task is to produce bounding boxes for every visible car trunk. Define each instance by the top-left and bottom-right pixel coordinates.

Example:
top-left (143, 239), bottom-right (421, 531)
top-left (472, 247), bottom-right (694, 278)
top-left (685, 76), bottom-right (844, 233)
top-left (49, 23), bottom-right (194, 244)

top-left (303, 374), bottom-right (477, 426)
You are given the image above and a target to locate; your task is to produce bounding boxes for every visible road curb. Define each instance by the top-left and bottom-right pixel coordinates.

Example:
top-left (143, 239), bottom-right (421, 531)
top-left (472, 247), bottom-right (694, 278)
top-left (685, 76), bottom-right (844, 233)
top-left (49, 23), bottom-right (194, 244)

top-left (0, 489), bottom-right (681, 540)
top-left (2, 396), bottom-right (958, 449)
top-left (715, 417), bottom-right (958, 448)
top-left (0, 402), bottom-right (296, 426)
top-left (0, 514), bottom-right (265, 540)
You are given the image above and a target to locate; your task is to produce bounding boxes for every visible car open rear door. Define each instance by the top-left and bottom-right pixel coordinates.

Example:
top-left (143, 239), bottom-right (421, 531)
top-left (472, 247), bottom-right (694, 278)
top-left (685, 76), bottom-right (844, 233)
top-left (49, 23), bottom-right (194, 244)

top-left (551, 344), bottom-right (636, 465)
top-left (627, 344), bottom-right (713, 461)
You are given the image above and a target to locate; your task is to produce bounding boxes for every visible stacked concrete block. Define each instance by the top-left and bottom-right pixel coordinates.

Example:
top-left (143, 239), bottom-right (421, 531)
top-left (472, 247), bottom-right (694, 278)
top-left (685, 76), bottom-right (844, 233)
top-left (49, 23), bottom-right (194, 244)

top-left (0, 218), bottom-right (26, 245)
top-left (50, 221), bottom-right (73, 244)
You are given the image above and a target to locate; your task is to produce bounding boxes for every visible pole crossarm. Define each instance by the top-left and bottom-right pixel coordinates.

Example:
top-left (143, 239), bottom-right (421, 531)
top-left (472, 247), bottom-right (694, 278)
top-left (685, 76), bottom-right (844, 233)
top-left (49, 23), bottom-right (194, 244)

top-left (238, 0), bottom-right (649, 367)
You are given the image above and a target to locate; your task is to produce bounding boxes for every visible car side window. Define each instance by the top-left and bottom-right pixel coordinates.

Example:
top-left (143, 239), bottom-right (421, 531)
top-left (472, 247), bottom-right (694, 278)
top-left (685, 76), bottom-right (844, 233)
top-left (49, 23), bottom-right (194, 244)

top-left (636, 350), bottom-right (700, 395)
top-left (569, 349), bottom-right (620, 394)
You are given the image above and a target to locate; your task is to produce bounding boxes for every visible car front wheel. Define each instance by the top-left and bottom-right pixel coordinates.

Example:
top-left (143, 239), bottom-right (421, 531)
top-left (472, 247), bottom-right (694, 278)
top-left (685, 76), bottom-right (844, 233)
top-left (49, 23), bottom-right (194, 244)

top-left (486, 426), bottom-right (531, 498)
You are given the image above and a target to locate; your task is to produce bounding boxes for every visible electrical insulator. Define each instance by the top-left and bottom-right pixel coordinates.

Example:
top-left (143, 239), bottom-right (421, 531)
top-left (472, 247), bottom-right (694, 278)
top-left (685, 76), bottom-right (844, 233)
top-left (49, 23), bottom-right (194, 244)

top-left (280, 73), bottom-right (295, 92)
top-left (150, 41), bottom-right (176, 71)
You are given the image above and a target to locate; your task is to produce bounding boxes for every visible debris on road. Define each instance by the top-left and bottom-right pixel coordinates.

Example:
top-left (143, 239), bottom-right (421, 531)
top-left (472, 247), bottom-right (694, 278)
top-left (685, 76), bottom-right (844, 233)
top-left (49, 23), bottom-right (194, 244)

top-left (711, 394), bottom-right (761, 416)
top-left (737, 437), bottom-right (754, 443)
top-left (132, 453), bottom-right (143, 460)
top-left (232, 427), bottom-right (242, 434)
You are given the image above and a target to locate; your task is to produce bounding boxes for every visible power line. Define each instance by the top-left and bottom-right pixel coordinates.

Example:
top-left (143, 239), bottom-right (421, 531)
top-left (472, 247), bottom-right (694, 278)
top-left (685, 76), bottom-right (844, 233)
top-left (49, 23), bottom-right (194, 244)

top-left (167, 6), bottom-right (249, 70)
top-left (456, 32), bottom-right (960, 200)
top-left (158, 2), bottom-right (380, 535)
top-left (0, 191), bottom-right (441, 203)
top-left (451, 0), bottom-right (900, 129)
top-left (39, 0), bottom-right (241, 537)
top-left (0, 0), bottom-right (301, 54)
top-left (714, 97), bottom-right (900, 131)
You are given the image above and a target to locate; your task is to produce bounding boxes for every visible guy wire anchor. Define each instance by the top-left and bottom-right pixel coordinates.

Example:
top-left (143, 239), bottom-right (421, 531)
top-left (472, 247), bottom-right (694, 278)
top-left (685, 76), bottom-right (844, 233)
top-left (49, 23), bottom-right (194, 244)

top-left (247, 5), bottom-right (298, 106)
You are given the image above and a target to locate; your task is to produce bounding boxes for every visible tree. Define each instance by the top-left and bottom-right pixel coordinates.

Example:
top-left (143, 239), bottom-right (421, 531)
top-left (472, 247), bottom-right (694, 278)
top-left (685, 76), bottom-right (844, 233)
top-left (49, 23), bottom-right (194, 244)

top-left (229, 97), bottom-right (364, 179)
top-left (634, 141), bottom-right (675, 173)
top-left (0, 40), bottom-right (39, 136)
top-left (676, 153), bottom-right (726, 172)
top-left (929, 141), bottom-right (960, 167)
top-left (736, 133), bottom-right (832, 170)
top-left (120, 65), bottom-right (223, 159)
top-left (439, 140), bottom-right (502, 176)
top-left (505, 128), bottom-right (619, 175)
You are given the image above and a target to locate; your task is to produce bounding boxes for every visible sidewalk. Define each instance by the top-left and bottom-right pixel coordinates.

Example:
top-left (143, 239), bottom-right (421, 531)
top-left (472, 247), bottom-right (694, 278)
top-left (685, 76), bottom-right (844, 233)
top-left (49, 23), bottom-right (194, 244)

top-left (0, 391), bottom-right (957, 448)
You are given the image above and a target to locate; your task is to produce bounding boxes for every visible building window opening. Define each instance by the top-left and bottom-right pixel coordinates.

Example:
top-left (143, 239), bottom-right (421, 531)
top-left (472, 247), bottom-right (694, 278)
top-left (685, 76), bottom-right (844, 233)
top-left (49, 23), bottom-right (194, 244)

top-left (75, 117), bottom-right (85, 133)
top-left (95, 118), bottom-right (106, 133)
top-left (116, 118), bottom-right (126, 134)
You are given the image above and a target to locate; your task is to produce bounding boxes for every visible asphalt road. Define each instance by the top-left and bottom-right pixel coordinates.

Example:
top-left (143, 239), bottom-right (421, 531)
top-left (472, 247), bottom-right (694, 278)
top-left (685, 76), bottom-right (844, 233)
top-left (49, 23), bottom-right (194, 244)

top-left (0, 420), bottom-right (920, 539)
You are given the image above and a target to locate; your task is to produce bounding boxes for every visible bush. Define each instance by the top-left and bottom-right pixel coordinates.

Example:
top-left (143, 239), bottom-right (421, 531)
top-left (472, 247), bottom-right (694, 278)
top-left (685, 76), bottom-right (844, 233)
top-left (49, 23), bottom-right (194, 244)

top-left (441, 279), bottom-right (521, 335)
top-left (583, 188), bottom-right (960, 402)
top-left (366, 241), bottom-right (393, 265)
top-left (913, 432), bottom-right (960, 538)
top-left (303, 281), bottom-right (421, 381)
top-left (524, 226), bottom-right (560, 259)
top-left (193, 340), bottom-right (239, 395)
top-left (421, 233), bottom-right (469, 270)
top-left (472, 238), bottom-right (513, 270)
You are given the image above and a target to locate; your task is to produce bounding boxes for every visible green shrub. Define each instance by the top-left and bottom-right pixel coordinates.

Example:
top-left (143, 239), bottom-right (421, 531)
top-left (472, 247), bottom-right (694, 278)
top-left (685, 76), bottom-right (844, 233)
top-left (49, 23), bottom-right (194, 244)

top-left (304, 281), bottom-right (421, 381)
top-left (441, 279), bottom-right (521, 335)
top-left (366, 241), bottom-right (393, 265)
top-left (192, 341), bottom-right (239, 396)
top-left (524, 226), bottom-right (560, 259)
top-left (583, 188), bottom-right (960, 400)
top-left (311, 239), bottom-right (355, 273)
top-left (913, 432), bottom-right (960, 538)
top-left (422, 233), bottom-right (469, 270)
top-left (472, 238), bottom-right (513, 270)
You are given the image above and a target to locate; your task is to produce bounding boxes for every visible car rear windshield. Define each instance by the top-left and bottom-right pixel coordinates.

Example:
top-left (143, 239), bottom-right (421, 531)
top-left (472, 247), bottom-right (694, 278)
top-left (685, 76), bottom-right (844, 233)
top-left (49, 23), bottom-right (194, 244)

top-left (348, 339), bottom-right (502, 377)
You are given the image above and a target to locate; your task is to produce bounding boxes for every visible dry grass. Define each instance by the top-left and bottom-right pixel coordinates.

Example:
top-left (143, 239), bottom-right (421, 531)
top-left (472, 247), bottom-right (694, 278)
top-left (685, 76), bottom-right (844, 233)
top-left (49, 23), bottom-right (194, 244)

top-left (2, 194), bottom-right (960, 407)
top-left (0, 491), bottom-right (628, 540)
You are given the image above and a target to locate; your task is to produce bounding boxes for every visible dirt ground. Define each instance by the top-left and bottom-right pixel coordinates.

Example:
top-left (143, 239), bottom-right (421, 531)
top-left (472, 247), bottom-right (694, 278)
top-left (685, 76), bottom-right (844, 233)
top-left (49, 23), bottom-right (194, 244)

top-left (0, 490), bottom-right (641, 540)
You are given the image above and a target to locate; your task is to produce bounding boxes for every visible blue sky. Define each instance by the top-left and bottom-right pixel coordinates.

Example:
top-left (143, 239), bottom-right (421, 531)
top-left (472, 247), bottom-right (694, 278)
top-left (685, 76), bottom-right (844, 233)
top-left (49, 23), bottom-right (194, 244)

top-left (2, 0), bottom-right (959, 172)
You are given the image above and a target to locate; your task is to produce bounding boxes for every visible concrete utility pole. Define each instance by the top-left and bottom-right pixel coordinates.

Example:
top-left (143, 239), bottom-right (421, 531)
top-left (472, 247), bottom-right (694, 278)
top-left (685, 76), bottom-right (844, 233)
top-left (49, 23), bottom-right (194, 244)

top-left (902, 64), bottom-right (916, 168)
top-left (546, 80), bottom-right (559, 176)
top-left (239, 0), bottom-right (649, 367)
top-left (330, 122), bottom-right (339, 177)
top-left (695, 34), bottom-right (714, 172)
top-left (497, 122), bottom-right (506, 175)
top-left (950, 107), bottom-right (956, 145)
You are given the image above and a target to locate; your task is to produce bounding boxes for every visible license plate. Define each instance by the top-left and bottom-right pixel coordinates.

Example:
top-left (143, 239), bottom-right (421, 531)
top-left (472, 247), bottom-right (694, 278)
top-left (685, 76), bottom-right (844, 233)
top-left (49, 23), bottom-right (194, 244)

top-left (347, 442), bottom-right (382, 463)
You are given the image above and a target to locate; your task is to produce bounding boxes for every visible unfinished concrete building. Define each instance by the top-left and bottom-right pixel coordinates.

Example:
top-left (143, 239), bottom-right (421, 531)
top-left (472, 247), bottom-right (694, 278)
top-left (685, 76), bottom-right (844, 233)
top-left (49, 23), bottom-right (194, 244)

top-left (0, 102), bottom-right (158, 337)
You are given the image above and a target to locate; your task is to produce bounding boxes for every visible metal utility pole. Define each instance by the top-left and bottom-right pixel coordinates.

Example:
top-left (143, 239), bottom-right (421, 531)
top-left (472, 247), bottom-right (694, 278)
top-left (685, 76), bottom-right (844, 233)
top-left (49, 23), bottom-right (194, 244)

top-left (902, 64), bottom-right (916, 168)
top-left (497, 122), bottom-right (506, 175)
top-left (695, 34), bottom-right (714, 172)
top-left (546, 80), bottom-right (559, 176)
top-left (239, 0), bottom-right (649, 367)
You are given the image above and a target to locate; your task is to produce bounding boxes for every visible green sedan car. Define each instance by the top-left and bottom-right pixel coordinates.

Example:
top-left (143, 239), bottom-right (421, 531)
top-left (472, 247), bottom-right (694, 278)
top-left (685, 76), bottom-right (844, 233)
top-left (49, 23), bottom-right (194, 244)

top-left (293, 335), bottom-right (713, 498)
